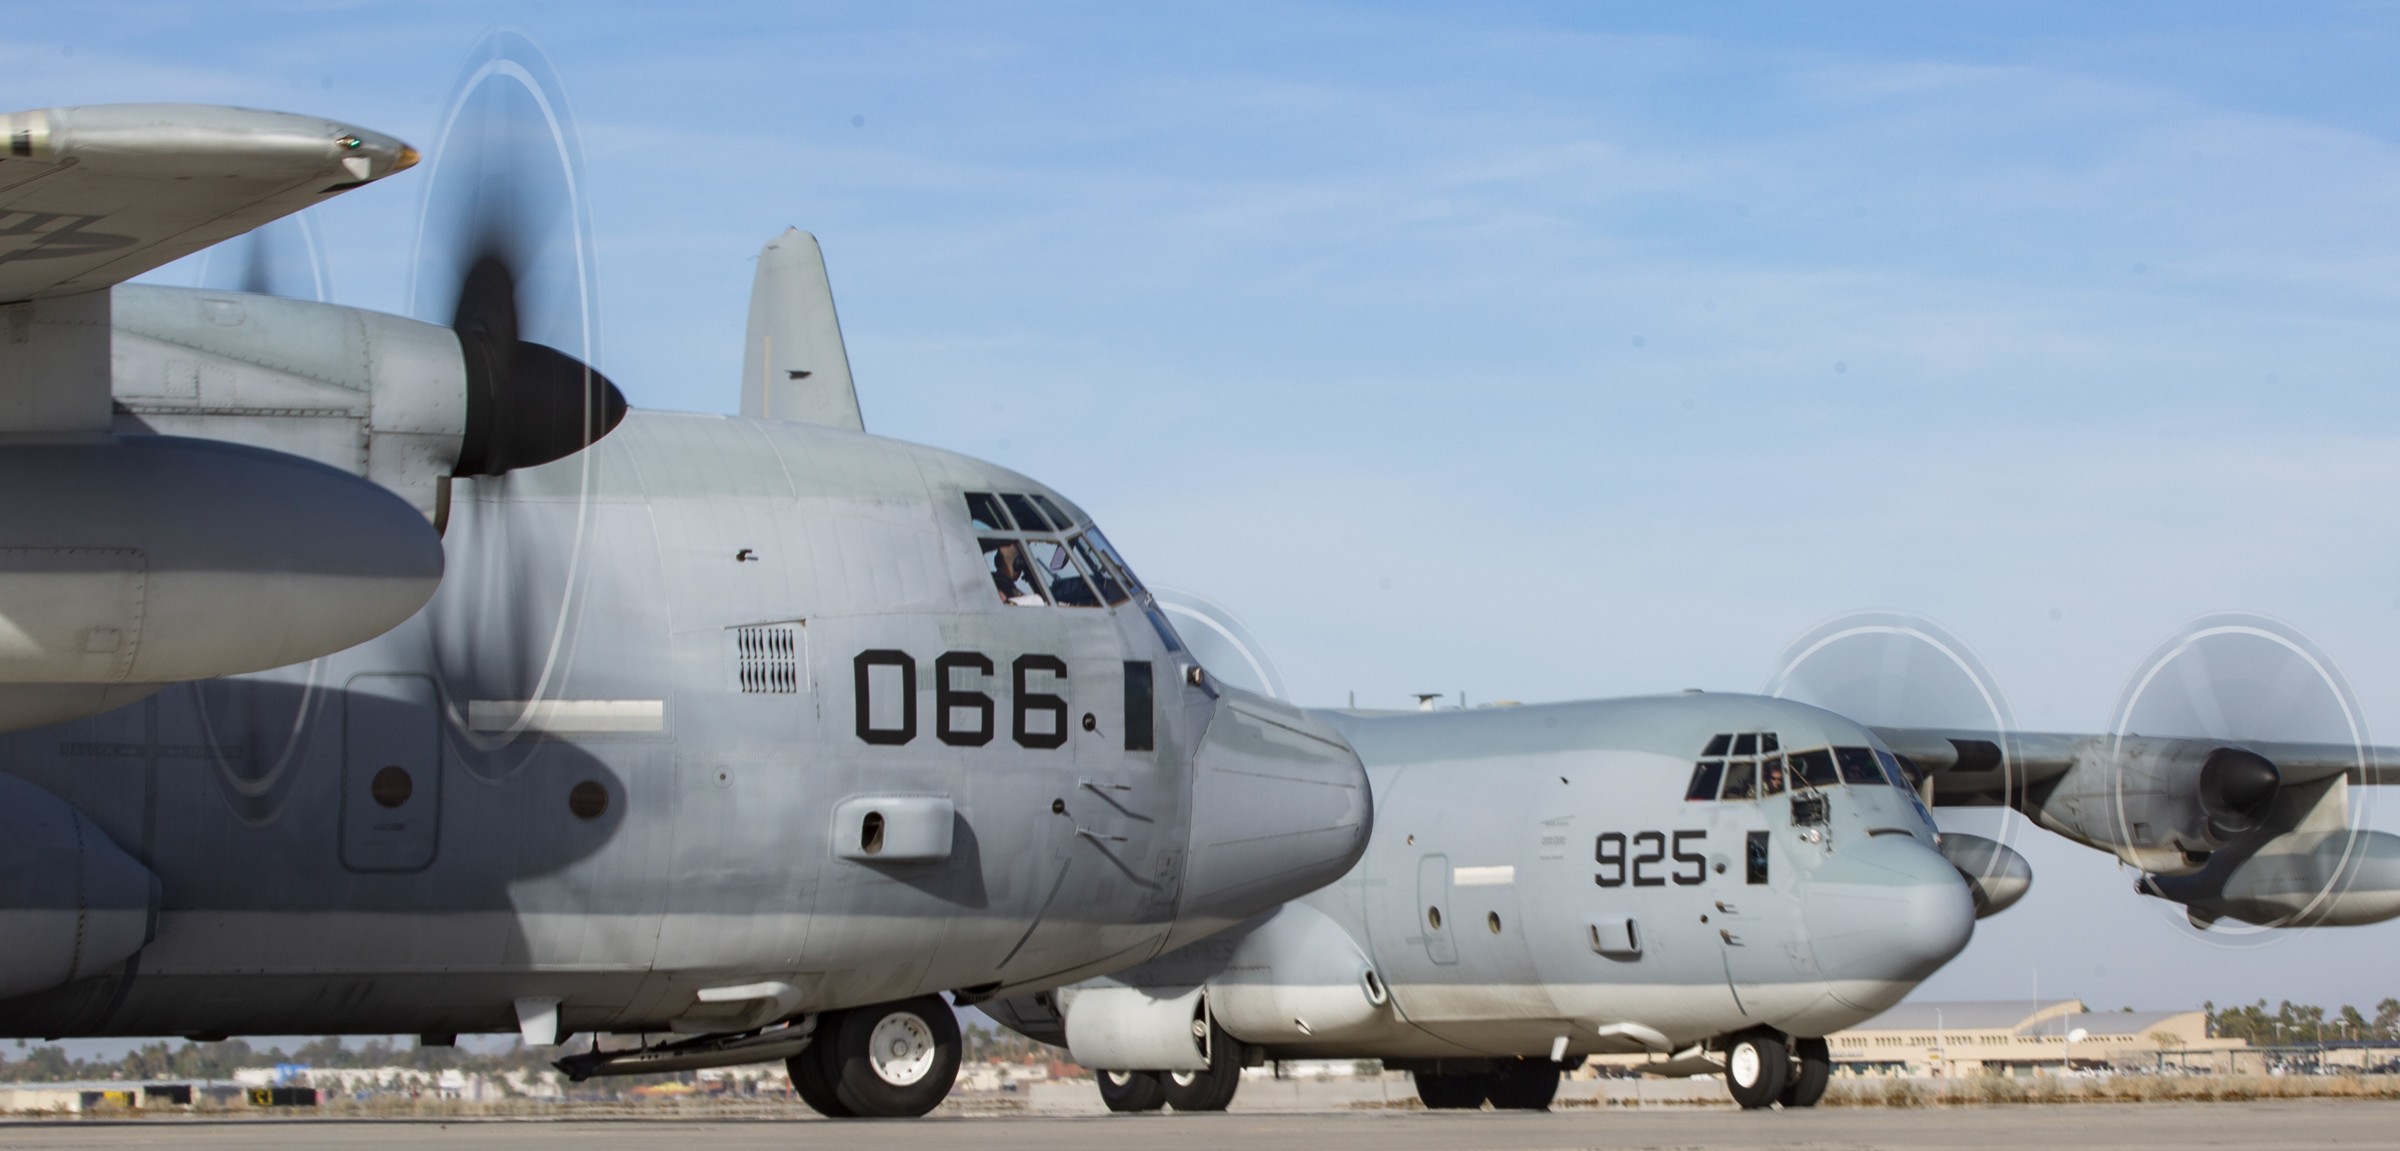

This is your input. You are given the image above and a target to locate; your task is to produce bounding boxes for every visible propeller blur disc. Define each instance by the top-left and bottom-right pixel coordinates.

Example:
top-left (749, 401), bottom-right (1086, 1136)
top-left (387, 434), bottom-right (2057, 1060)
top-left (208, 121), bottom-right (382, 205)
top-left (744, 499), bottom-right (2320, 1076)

top-left (2114, 613), bottom-right (2374, 938)
top-left (411, 30), bottom-right (618, 761)
top-left (1764, 611), bottom-right (2015, 736)
top-left (1763, 610), bottom-right (2026, 871)
top-left (409, 28), bottom-right (598, 370)
top-left (1151, 588), bottom-right (1289, 701)
top-left (196, 213), bottom-right (332, 302)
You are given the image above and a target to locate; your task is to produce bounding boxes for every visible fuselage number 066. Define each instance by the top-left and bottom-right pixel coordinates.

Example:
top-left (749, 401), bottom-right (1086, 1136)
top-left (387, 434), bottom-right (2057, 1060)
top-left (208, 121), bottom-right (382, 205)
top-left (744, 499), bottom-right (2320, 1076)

top-left (853, 649), bottom-right (1068, 749)
top-left (1595, 830), bottom-right (1706, 887)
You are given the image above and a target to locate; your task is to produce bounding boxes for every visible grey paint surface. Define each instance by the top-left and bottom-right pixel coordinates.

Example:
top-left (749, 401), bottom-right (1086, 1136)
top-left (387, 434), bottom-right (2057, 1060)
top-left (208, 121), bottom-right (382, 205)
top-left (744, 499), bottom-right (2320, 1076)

top-left (1007, 693), bottom-right (1978, 1068)
top-left (0, 406), bottom-right (1368, 1039)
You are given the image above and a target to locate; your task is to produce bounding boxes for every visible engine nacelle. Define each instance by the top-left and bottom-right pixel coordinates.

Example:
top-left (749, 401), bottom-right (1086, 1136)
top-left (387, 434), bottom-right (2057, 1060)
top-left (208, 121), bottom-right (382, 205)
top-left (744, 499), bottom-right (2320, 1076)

top-left (2025, 738), bottom-right (2280, 874)
top-left (2142, 828), bottom-right (2400, 928)
top-left (0, 774), bottom-right (158, 999)
top-left (111, 284), bottom-right (626, 522)
top-left (0, 435), bottom-right (443, 730)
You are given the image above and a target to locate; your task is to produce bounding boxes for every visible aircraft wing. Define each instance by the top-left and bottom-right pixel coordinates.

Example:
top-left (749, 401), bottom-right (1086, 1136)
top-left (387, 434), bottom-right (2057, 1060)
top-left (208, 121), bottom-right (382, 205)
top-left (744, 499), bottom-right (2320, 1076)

top-left (1874, 726), bottom-right (2400, 804)
top-left (0, 104), bottom-right (415, 305)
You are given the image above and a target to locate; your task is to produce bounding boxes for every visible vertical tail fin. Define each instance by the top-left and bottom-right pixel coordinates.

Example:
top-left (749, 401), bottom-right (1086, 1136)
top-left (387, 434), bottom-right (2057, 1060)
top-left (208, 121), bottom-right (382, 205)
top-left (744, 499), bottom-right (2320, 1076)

top-left (739, 228), bottom-right (863, 430)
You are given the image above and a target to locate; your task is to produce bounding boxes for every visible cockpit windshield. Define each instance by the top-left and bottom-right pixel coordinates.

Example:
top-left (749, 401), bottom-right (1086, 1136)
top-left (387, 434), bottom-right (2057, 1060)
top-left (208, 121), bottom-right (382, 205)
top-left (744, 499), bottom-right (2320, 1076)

top-left (1685, 733), bottom-right (1916, 801)
top-left (965, 491), bottom-right (1141, 609)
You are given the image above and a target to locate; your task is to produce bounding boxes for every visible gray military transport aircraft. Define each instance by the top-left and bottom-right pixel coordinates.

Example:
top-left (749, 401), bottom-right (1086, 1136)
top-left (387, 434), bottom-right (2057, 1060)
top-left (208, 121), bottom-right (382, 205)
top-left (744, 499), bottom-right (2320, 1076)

top-left (0, 36), bottom-right (1370, 1119)
top-left (987, 690), bottom-right (2013, 1112)
top-left (988, 600), bottom-right (2400, 1114)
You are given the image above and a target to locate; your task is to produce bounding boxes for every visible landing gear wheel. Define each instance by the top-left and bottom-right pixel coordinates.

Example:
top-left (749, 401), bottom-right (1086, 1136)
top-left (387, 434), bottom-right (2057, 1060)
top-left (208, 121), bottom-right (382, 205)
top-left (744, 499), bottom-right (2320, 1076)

top-left (1097, 1069), bottom-right (1167, 1113)
top-left (827, 995), bottom-right (962, 1118)
top-left (1161, 1021), bottom-right (1243, 1112)
top-left (1412, 1069), bottom-right (1494, 1110)
top-left (787, 1015), bottom-right (854, 1118)
top-left (1484, 1059), bottom-right (1561, 1111)
top-left (1723, 1031), bottom-right (1789, 1110)
top-left (1780, 1037), bottom-right (1830, 1109)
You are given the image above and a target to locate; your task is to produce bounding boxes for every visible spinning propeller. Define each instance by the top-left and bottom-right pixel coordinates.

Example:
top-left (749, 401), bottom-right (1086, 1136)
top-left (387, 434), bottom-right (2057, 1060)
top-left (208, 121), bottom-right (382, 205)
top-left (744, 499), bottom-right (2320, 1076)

top-left (409, 29), bottom-right (626, 478)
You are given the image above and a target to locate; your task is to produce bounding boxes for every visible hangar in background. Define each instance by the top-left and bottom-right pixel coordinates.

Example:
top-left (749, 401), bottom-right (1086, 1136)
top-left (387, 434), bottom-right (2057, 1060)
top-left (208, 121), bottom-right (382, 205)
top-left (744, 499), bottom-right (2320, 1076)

top-left (1824, 1000), bottom-right (2239, 1076)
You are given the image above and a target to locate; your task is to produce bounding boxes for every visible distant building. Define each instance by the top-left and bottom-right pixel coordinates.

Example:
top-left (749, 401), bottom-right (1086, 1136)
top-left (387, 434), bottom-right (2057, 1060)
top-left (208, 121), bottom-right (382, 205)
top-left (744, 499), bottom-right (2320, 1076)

top-left (1828, 999), bottom-right (2246, 1076)
top-left (0, 1081), bottom-right (241, 1113)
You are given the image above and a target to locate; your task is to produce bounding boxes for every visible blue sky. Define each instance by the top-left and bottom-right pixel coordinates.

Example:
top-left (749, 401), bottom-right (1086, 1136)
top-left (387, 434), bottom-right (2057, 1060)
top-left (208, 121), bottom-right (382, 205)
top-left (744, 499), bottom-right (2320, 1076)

top-left (12, 1), bottom-right (2400, 1027)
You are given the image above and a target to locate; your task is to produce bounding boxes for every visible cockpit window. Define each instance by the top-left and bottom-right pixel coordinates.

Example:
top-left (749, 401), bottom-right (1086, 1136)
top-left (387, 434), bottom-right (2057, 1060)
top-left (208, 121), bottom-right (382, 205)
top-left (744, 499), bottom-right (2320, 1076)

top-left (1835, 747), bottom-right (1887, 786)
top-left (984, 539), bottom-right (1049, 605)
top-left (1690, 733), bottom-right (1790, 802)
top-left (1720, 760), bottom-right (1758, 800)
top-left (1789, 748), bottom-right (1838, 789)
top-left (1002, 494), bottom-right (1053, 532)
top-left (1028, 539), bottom-right (1100, 607)
top-left (1087, 530), bottom-right (1145, 596)
top-left (964, 492), bottom-right (1153, 612)
top-left (966, 492), bottom-right (1012, 531)
top-left (1878, 749), bottom-right (1917, 788)
top-left (1031, 494), bottom-right (1076, 531)
top-left (1685, 761), bottom-right (1724, 801)
top-left (1068, 535), bottom-right (1131, 606)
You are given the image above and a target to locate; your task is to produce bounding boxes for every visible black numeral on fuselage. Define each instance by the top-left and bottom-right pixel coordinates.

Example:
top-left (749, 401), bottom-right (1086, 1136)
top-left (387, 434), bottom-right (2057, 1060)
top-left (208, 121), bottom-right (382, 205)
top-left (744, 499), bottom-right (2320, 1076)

top-left (1595, 830), bottom-right (1706, 887)
top-left (856, 649), bottom-right (1142, 752)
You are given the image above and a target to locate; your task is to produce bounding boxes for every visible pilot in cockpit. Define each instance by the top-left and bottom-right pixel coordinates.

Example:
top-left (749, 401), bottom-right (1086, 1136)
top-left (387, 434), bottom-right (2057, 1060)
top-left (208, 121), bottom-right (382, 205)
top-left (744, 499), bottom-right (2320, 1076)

top-left (985, 539), bottom-right (1048, 605)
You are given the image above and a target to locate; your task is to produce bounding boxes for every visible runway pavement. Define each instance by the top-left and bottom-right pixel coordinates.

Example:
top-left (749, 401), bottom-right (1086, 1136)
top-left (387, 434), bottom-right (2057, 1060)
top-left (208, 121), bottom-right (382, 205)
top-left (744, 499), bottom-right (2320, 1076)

top-left (0, 1101), bottom-right (2393, 1151)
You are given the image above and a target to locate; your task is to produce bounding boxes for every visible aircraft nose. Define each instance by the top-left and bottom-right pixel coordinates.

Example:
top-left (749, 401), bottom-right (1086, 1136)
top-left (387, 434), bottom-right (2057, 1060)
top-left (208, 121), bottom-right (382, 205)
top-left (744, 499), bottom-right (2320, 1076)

top-left (1799, 833), bottom-right (1976, 1012)
top-left (1171, 686), bottom-right (1371, 943)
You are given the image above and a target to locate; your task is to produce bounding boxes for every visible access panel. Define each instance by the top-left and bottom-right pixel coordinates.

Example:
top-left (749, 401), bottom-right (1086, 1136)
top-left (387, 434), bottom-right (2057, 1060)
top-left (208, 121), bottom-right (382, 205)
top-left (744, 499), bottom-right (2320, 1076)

top-left (341, 673), bottom-right (442, 872)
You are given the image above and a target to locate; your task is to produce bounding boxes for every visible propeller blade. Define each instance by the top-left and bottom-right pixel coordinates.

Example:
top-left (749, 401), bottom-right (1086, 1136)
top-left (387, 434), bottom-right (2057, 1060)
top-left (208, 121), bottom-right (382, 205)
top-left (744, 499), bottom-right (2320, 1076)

top-left (411, 29), bottom-right (625, 477)
top-left (194, 213), bottom-right (331, 302)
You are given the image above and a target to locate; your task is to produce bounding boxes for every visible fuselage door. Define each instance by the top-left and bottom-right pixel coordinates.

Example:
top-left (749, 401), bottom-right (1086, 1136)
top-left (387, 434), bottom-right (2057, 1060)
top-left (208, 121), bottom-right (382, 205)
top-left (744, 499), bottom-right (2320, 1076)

top-left (1417, 853), bottom-right (1458, 965)
top-left (340, 673), bottom-right (442, 873)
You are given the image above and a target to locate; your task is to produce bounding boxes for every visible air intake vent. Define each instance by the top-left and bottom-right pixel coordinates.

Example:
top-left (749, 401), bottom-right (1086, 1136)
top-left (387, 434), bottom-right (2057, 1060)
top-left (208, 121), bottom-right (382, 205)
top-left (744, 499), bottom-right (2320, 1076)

top-left (735, 624), bottom-right (800, 694)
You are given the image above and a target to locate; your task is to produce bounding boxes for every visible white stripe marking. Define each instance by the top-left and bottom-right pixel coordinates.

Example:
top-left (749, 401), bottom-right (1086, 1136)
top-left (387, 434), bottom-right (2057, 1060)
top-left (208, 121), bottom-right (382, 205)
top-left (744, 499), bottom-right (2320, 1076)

top-left (468, 699), bottom-right (664, 733)
top-left (1454, 865), bottom-right (1516, 887)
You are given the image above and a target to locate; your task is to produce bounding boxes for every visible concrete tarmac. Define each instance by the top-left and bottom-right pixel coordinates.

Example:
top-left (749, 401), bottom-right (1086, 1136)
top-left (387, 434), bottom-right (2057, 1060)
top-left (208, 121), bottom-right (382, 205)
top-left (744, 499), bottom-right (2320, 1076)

top-left (1, 1101), bottom-right (2394, 1151)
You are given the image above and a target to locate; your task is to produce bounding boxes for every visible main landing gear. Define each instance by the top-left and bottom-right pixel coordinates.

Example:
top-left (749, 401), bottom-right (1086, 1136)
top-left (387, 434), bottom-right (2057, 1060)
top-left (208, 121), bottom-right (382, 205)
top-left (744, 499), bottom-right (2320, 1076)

top-left (1098, 1020), bottom-right (1245, 1113)
top-left (1411, 1057), bottom-right (1564, 1111)
top-left (1721, 1029), bottom-right (1829, 1110)
top-left (786, 995), bottom-right (964, 1119)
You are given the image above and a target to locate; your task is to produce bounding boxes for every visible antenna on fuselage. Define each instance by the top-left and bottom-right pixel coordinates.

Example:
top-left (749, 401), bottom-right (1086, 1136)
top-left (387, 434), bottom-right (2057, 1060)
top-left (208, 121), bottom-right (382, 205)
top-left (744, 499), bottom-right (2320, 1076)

top-left (1412, 693), bottom-right (1443, 711)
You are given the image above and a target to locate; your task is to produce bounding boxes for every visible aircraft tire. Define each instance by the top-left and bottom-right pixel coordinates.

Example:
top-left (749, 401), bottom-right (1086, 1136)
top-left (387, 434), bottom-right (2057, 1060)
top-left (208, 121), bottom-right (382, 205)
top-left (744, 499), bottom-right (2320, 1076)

top-left (827, 995), bottom-right (963, 1118)
top-left (1412, 1069), bottom-right (1493, 1110)
top-left (1097, 1069), bottom-right (1167, 1113)
top-left (787, 1019), bottom-right (855, 1118)
top-left (1483, 1059), bottom-right (1561, 1111)
top-left (1780, 1038), bottom-right (1830, 1109)
top-left (1161, 1021), bottom-right (1243, 1112)
top-left (1723, 1031), bottom-right (1788, 1110)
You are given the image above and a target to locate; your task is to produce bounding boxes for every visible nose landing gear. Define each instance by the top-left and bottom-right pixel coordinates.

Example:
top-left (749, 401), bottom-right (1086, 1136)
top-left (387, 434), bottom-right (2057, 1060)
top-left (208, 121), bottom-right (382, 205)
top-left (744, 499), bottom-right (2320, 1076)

top-left (1723, 1030), bottom-right (1788, 1109)
top-left (1721, 1029), bottom-right (1830, 1109)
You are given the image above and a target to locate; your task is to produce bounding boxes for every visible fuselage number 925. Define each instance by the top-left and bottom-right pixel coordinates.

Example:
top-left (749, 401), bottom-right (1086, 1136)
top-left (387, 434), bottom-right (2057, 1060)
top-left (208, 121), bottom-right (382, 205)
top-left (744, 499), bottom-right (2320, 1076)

top-left (1595, 830), bottom-right (1706, 887)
